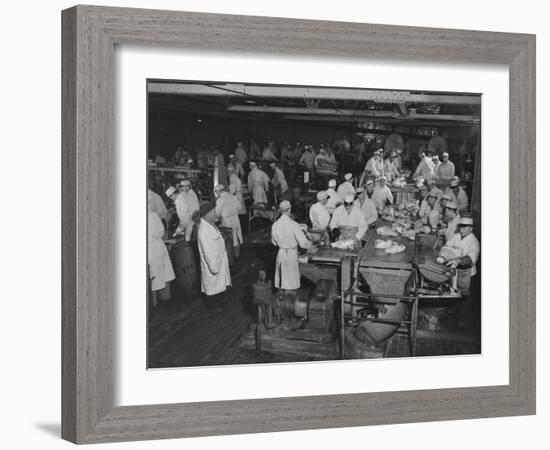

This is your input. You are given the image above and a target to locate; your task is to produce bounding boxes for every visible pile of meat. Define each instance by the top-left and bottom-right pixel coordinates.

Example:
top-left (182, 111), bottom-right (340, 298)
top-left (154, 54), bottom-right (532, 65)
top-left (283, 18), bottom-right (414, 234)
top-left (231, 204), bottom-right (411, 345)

top-left (374, 239), bottom-right (406, 254)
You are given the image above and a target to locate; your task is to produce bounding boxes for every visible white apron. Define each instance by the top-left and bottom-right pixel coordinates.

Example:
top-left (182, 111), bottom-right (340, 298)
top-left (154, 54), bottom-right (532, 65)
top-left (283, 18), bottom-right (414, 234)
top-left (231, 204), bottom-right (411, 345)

top-left (148, 211), bottom-right (175, 291)
top-left (197, 219), bottom-right (232, 296)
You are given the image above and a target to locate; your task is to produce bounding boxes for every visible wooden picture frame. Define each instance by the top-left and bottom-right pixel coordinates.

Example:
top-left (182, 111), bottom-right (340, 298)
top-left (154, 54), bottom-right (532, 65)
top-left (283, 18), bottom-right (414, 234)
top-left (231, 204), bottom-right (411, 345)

top-left (61, 5), bottom-right (536, 444)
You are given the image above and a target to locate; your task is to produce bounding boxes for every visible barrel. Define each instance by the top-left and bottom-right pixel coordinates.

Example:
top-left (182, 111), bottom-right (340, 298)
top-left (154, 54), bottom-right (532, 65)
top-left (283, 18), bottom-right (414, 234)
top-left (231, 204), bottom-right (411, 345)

top-left (219, 227), bottom-right (235, 266)
top-left (170, 240), bottom-right (199, 298)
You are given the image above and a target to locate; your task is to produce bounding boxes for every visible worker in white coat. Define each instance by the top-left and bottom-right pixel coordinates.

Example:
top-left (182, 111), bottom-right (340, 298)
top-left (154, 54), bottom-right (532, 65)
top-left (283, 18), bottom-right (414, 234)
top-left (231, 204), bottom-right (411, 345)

top-left (227, 154), bottom-right (244, 180)
top-left (169, 180), bottom-right (200, 241)
top-left (325, 179), bottom-right (343, 214)
top-left (357, 180), bottom-right (378, 227)
top-left (445, 177), bottom-right (469, 213)
top-left (271, 201), bottom-right (312, 292)
top-left (270, 162), bottom-right (289, 202)
top-left (418, 191), bottom-right (441, 232)
top-left (337, 173), bottom-right (356, 198)
top-left (414, 151), bottom-right (435, 181)
top-left (214, 184), bottom-right (243, 259)
top-left (309, 191), bottom-right (331, 230)
top-left (330, 194), bottom-right (368, 241)
top-left (372, 176), bottom-right (394, 213)
top-left (195, 205), bottom-right (232, 310)
top-left (383, 151), bottom-right (400, 182)
top-left (247, 161), bottom-right (270, 204)
top-left (441, 201), bottom-right (461, 242)
top-left (364, 149), bottom-right (384, 178)
top-left (442, 216), bottom-right (480, 328)
top-left (227, 166), bottom-right (246, 215)
top-left (148, 188), bottom-right (168, 222)
top-left (148, 208), bottom-right (175, 307)
top-left (437, 152), bottom-right (456, 181)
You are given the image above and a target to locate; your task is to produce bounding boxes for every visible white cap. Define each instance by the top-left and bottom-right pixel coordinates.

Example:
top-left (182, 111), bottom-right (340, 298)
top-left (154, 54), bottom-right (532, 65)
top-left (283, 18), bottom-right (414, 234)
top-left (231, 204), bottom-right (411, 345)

top-left (165, 186), bottom-right (177, 197)
top-left (365, 179), bottom-right (375, 186)
top-left (432, 154), bottom-right (439, 160)
top-left (249, 161), bottom-right (257, 167)
top-left (213, 184), bottom-right (225, 192)
top-left (458, 217), bottom-right (474, 226)
top-left (229, 154), bottom-right (235, 158)
top-left (445, 202), bottom-right (458, 210)
top-left (442, 152), bottom-right (449, 157)
top-left (269, 162), bottom-right (276, 167)
top-left (344, 173), bottom-right (353, 181)
top-left (344, 194), bottom-right (355, 204)
top-left (316, 191), bottom-right (328, 200)
top-left (180, 179), bottom-right (191, 187)
top-left (328, 179), bottom-right (337, 188)
top-left (378, 176), bottom-right (388, 182)
top-left (279, 200), bottom-right (291, 211)
top-left (450, 178), bottom-right (460, 187)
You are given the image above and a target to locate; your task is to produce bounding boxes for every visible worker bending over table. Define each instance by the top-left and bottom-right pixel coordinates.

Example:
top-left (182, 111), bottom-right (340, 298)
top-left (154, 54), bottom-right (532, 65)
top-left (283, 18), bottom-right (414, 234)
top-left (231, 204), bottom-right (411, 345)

top-left (329, 194), bottom-right (368, 242)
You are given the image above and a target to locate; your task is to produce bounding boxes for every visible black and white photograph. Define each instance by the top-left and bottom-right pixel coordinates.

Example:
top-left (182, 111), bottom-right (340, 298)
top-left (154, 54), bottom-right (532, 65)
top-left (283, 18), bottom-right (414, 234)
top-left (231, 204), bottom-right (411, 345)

top-left (147, 80), bottom-right (481, 368)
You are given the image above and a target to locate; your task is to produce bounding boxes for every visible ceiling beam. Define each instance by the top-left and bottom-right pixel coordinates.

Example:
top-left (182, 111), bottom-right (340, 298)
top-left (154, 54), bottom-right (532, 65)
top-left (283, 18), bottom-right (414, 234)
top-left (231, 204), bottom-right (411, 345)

top-left (148, 82), bottom-right (481, 105)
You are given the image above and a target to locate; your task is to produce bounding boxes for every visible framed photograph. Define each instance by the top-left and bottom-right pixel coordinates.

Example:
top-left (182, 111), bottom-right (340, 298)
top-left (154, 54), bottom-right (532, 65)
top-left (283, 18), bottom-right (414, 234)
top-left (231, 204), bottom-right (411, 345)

top-left (62, 5), bottom-right (535, 444)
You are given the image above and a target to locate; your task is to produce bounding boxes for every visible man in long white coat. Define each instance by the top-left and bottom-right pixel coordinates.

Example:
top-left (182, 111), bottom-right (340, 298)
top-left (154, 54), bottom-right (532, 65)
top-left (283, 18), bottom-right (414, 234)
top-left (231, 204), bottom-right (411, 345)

top-left (227, 154), bottom-right (244, 180)
top-left (148, 208), bottom-right (175, 307)
top-left (309, 191), bottom-right (331, 230)
top-left (414, 151), bottom-right (435, 181)
top-left (227, 166), bottom-right (246, 215)
top-left (247, 161), bottom-right (270, 204)
top-left (337, 173), bottom-right (355, 198)
top-left (214, 184), bottom-right (243, 258)
top-left (330, 194), bottom-right (368, 241)
top-left (271, 201), bottom-right (312, 292)
top-left (196, 206), bottom-right (232, 310)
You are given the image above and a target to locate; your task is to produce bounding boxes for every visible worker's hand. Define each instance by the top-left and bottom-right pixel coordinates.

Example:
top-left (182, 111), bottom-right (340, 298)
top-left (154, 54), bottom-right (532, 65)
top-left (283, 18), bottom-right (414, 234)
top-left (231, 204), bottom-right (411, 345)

top-left (445, 259), bottom-right (460, 269)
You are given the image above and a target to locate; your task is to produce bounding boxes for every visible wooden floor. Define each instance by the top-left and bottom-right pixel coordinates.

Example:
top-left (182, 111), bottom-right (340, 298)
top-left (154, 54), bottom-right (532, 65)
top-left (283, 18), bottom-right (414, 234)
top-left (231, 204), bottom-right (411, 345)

top-left (148, 238), bottom-right (480, 369)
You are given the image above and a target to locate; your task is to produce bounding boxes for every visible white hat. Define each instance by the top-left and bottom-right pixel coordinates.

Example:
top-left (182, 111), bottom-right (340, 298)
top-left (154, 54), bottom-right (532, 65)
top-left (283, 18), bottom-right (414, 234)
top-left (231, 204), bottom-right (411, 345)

top-left (432, 154), bottom-right (440, 160)
top-left (328, 179), bottom-right (337, 188)
top-left (442, 152), bottom-right (449, 157)
top-left (316, 191), bottom-right (329, 201)
top-left (458, 216), bottom-right (474, 226)
top-left (165, 186), bottom-right (177, 197)
top-left (229, 154), bottom-right (235, 158)
top-left (450, 178), bottom-right (460, 187)
top-left (445, 201), bottom-right (458, 210)
top-left (213, 184), bottom-right (225, 192)
top-left (344, 173), bottom-right (353, 181)
top-left (365, 179), bottom-right (375, 186)
top-left (378, 176), bottom-right (388, 182)
top-left (180, 179), bottom-right (191, 187)
top-left (249, 161), bottom-right (257, 167)
top-left (269, 162), bottom-right (276, 167)
top-left (279, 200), bottom-right (291, 211)
top-left (426, 190), bottom-right (438, 199)
top-left (344, 194), bottom-right (355, 204)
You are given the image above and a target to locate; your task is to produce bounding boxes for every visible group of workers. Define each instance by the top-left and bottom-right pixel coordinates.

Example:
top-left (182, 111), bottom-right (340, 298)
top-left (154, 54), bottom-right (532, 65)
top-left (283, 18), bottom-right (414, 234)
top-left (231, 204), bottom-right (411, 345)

top-left (148, 137), bottom-right (479, 325)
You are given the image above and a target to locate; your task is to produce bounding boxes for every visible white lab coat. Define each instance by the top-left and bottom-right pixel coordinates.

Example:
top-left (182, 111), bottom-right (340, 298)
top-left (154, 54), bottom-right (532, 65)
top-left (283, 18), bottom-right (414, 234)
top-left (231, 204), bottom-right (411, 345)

top-left (445, 187), bottom-right (469, 212)
top-left (272, 166), bottom-right (289, 193)
top-left (336, 181), bottom-right (355, 198)
top-left (247, 167), bottom-right (270, 204)
top-left (358, 195), bottom-right (378, 227)
top-left (148, 189), bottom-right (168, 220)
top-left (197, 219), bottom-right (232, 295)
top-left (364, 157), bottom-right (384, 177)
top-left (330, 204), bottom-right (368, 240)
top-left (271, 214), bottom-right (312, 290)
top-left (325, 188), bottom-right (343, 214)
top-left (414, 156), bottom-right (435, 181)
top-left (228, 173), bottom-right (246, 214)
top-left (215, 191), bottom-right (243, 247)
top-left (384, 159), bottom-right (400, 181)
top-left (446, 232), bottom-right (480, 276)
top-left (174, 189), bottom-right (200, 240)
top-left (148, 211), bottom-right (175, 291)
top-left (309, 202), bottom-right (331, 230)
top-left (372, 184), bottom-right (394, 212)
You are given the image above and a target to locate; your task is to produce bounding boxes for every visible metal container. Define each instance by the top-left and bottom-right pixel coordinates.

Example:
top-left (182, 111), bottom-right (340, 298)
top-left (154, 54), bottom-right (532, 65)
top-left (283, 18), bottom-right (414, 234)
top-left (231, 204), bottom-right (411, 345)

top-left (170, 240), bottom-right (199, 297)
